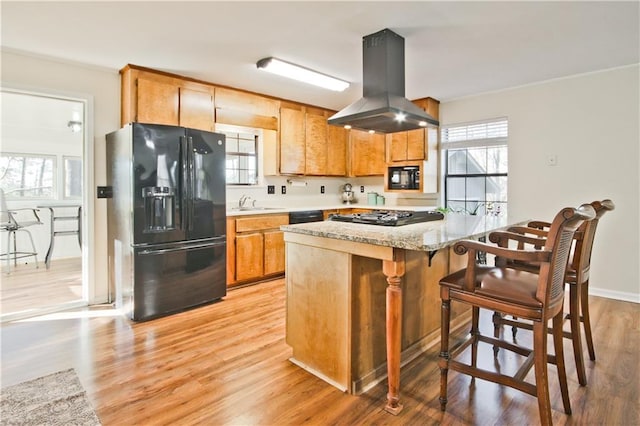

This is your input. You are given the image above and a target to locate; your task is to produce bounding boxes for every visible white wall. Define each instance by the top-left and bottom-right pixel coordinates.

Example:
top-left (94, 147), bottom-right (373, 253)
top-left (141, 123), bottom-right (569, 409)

top-left (1, 49), bottom-right (121, 303)
top-left (441, 65), bottom-right (640, 301)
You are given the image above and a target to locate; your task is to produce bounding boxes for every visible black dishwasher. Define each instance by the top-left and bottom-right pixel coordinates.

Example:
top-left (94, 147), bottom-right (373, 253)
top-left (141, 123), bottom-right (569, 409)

top-left (289, 210), bottom-right (324, 224)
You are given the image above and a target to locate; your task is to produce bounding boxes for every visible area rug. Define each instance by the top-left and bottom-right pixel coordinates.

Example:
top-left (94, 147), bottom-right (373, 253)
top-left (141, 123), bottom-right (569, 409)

top-left (0, 368), bottom-right (101, 426)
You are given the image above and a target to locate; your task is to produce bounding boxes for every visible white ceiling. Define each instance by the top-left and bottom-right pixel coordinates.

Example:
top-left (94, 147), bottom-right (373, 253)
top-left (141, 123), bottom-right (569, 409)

top-left (1, 1), bottom-right (638, 110)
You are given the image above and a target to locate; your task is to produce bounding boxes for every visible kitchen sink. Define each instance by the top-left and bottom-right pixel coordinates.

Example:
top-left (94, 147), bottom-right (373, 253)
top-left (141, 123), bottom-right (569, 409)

top-left (231, 206), bottom-right (283, 211)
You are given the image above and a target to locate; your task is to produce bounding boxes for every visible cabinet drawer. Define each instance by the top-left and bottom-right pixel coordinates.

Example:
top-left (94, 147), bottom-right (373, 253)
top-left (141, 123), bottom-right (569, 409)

top-left (235, 214), bottom-right (289, 233)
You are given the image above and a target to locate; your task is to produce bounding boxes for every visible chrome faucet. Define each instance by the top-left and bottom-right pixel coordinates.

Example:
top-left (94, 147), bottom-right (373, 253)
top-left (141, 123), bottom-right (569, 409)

top-left (238, 195), bottom-right (255, 208)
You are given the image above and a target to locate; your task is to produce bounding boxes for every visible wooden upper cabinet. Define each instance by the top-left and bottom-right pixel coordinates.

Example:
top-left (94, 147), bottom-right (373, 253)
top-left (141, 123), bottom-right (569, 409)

top-left (179, 87), bottom-right (214, 131)
top-left (304, 110), bottom-right (328, 175)
top-left (387, 126), bottom-right (425, 162)
top-left (388, 132), bottom-right (408, 162)
top-left (215, 87), bottom-right (279, 117)
top-left (414, 97), bottom-right (440, 121)
top-left (279, 104), bottom-right (305, 175)
top-left (279, 103), bottom-right (347, 177)
top-left (350, 130), bottom-right (385, 176)
top-left (122, 67), bottom-right (214, 131)
top-left (136, 77), bottom-right (179, 126)
top-left (406, 129), bottom-right (426, 161)
top-left (327, 125), bottom-right (347, 176)
top-left (214, 87), bottom-right (279, 130)
top-left (386, 97), bottom-right (439, 163)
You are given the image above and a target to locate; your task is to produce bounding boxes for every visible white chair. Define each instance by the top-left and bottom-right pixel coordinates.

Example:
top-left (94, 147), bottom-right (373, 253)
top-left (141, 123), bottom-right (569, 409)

top-left (0, 189), bottom-right (43, 273)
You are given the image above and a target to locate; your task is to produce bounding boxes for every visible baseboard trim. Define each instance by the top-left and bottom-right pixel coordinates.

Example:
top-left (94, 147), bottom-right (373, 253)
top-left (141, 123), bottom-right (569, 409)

top-left (590, 287), bottom-right (640, 303)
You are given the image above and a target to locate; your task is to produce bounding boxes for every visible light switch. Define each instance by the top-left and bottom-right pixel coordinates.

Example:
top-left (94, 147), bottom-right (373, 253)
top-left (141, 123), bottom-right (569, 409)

top-left (546, 155), bottom-right (558, 166)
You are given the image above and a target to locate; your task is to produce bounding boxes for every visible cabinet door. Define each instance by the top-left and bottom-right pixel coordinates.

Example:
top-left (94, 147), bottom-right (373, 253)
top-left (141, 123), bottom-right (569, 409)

top-left (179, 88), bottom-right (214, 131)
top-left (350, 130), bottom-right (385, 176)
top-left (388, 129), bottom-right (425, 162)
top-left (280, 106), bottom-right (305, 174)
top-left (215, 87), bottom-right (279, 118)
top-left (235, 233), bottom-right (264, 281)
top-left (327, 125), bottom-right (347, 176)
top-left (305, 112), bottom-right (328, 175)
top-left (137, 78), bottom-right (179, 126)
top-left (389, 133), bottom-right (408, 162)
top-left (264, 230), bottom-right (285, 275)
top-left (406, 129), bottom-right (426, 161)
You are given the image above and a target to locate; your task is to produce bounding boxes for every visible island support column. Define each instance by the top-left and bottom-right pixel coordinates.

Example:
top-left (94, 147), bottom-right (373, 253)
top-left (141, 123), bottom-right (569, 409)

top-left (382, 249), bottom-right (406, 415)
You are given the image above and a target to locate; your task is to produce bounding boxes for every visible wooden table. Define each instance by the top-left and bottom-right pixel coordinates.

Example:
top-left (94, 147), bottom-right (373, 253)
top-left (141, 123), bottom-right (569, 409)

top-left (281, 214), bottom-right (522, 415)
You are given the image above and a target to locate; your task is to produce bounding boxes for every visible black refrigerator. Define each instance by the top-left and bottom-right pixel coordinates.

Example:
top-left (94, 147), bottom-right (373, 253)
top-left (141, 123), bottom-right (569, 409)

top-left (106, 123), bottom-right (226, 321)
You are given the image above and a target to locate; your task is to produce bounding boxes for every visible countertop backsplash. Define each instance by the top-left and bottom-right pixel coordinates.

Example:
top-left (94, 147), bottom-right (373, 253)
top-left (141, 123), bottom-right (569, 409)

top-left (226, 175), bottom-right (439, 210)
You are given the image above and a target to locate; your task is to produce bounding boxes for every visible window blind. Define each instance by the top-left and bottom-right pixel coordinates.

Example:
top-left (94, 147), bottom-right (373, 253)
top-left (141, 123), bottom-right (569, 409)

top-left (441, 118), bottom-right (508, 149)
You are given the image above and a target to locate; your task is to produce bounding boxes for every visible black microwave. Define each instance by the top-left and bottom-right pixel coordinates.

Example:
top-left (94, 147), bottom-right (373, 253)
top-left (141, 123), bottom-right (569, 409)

top-left (388, 166), bottom-right (420, 190)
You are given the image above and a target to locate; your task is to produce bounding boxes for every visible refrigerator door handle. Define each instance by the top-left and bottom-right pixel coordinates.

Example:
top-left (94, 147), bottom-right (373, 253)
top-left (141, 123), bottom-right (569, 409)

top-left (187, 136), bottom-right (195, 232)
top-left (180, 135), bottom-right (190, 232)
top-left (138, 240), bottom-right (225, 256)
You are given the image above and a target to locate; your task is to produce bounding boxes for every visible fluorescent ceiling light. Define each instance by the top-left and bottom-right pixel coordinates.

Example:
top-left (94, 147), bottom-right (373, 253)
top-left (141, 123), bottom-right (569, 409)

top-left (257, 57), bottom-right (349, 92)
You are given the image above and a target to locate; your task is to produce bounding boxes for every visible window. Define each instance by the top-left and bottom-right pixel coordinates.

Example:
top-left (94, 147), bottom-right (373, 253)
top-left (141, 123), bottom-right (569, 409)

top-left (63, 156), bottom-right (82, 199)
top-left (0, 153), bottom-right (56, 199)
top-left (223, 131), bottom-right (258, 185)
top-left (441, 118), bottom-right (508, 216)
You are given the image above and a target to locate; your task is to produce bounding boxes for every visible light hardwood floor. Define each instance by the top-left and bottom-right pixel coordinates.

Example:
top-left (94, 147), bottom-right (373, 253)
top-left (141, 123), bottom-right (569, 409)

top-left (0, 257), bottom-right (83, 316)
top-left (1, 278), bottom-right (638, 425)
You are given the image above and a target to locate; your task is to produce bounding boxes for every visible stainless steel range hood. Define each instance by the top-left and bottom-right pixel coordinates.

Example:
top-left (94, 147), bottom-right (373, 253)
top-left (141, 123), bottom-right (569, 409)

top-left (328, 28), bottom-right (439, 134)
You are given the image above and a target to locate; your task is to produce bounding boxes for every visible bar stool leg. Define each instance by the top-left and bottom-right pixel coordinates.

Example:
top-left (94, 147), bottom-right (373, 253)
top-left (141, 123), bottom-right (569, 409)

top-left (581, 279), bottom-right (596, 361)
top-left (24, 229), bottom-right (39, 269)
top-left (569, 282), bottom-right (587, 386)
top-left (12, 231), bottom-right (18, 267)
top-left (45, 209), bottom-right (55, 269)
top-left (4, 230), bottom-right (12, 273)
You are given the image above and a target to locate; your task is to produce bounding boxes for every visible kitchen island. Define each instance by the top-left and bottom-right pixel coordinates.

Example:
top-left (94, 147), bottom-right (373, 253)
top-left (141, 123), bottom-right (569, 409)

top-left (281, 214), bottom-right (521, 415)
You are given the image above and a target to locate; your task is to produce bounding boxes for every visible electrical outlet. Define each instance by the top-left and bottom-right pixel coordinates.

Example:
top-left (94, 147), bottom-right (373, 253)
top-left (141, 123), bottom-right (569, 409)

top-left (320, 185), bottom-right (325, 194)
top-left (281, 185), bottom-right (286, 194)
top-left (360, 186), bottom-right (365, 193)
top-left (267, 185), bottom-right (275, 194)
top-left (97, 186), bottom-right (113, 198)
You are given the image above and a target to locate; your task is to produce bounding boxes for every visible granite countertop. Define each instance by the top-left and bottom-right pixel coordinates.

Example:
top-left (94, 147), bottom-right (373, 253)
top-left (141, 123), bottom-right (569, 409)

top-left (226, 204), bottom-right (433, 217)
top-left (281, 214), bottom-right (524, 252)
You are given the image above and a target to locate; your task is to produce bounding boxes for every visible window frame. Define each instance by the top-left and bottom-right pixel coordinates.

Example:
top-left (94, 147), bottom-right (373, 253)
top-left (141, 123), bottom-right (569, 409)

top-left (222, 129), bottom-right (260, 186)
top-left (441, 118), bottom-right (508, 217)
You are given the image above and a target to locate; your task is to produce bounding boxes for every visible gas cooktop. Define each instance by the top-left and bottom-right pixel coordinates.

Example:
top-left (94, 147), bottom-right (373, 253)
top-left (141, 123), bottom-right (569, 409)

top-left (329, 210), bottom-right (444, 226)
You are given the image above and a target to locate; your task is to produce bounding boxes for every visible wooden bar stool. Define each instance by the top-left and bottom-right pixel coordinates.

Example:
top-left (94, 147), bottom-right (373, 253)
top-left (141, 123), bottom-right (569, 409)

top-left (438, 204), bottom-right (595, 425)
top-left (491, 199), bottom-right (615, 386)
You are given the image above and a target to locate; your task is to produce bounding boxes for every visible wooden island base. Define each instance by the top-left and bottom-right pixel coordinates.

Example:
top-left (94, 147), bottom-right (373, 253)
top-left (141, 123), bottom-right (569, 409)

top-left (284, 232), bottom-right (470, 397)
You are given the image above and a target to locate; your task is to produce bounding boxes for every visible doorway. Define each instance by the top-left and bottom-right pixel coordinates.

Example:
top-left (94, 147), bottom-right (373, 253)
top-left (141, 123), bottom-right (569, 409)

top-left (0, 89), bottom-right (89, 321)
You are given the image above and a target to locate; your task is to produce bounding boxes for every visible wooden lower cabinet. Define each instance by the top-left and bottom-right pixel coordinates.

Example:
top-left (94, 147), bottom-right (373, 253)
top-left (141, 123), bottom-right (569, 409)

top-left (264, 230), bottom-right (285, 275)
top-left (227, 214), bottom-right (288, 287)
top-left (235, 233), bottom-right (264, 281)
